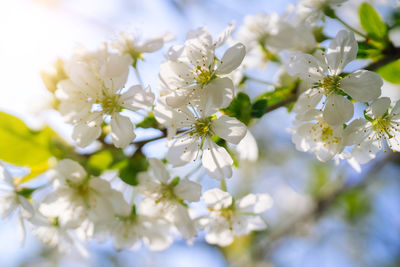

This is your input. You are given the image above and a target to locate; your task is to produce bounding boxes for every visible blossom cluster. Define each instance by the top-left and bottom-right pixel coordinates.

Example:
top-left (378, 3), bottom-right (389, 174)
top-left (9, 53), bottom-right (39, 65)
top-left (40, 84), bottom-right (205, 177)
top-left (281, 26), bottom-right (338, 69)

top-left (1, 0), bottom-right (399, 257)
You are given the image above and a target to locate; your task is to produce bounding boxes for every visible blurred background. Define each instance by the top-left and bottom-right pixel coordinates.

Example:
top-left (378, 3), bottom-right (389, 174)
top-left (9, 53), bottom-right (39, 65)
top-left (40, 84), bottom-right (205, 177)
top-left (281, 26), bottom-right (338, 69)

top-left (0, 0), bottom-right (399, 266)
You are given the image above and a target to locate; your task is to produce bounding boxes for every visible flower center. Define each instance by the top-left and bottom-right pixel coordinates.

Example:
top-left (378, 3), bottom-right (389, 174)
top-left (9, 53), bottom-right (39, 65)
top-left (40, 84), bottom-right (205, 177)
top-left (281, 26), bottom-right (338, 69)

top-left (319, 75), bottom-right (341, 95)
top-left (194, 65), bottom-right (213, 85)
top-left (101, 94), bottom-right (121, 115)
top-left (373, 117), bottom-right (393, 138)
top-left (192, 117), bottom-right (212, 137)
top-left (311, 121), bottom-right (341, 145)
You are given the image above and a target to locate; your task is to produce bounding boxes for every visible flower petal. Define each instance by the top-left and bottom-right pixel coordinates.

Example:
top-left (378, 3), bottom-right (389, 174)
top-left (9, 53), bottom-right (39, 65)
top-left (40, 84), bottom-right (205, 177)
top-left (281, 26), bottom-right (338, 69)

top-left (340, 70), bottom-right (382, 102)
top-left (366, 97), bottom-right (391, 118)
top-left (286, 52), bottom-right (325, 84)
top-left (237, 193), bottom-right (273, 214)
top-left (323, 94), bottom-right (354, 126)
top-left (216, 43), bottom-right (246, 75)
top-left (203, 188), bottom-right (232, 209)
top-left (174, 179), bottom-right (202, 202)
top-left (148, 158), bottom-right (170, 183)
top-left (326, 30), bottom-right (357, 75)
top-left (120, 85), bottom-right (155, 111)
top-left (200, 77), bottom-right (234, 115)
top-left (167, 135), bottom-right (201, 166)
top-left (72, 117), bottom-right (102, 148)
top-left (214, 23), bottom-right (235, 48)
top-left (110, 113), bottom-right (135, 148)
top-left (202, 139), bottom-right (233, 180)
top-left (212, 115), bottom-right (247, 145)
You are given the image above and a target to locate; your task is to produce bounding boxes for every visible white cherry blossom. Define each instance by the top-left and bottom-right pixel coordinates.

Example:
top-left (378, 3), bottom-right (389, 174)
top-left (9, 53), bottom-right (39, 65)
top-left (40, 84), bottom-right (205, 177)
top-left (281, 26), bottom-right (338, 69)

top-left (137, 158), bottom-right (201, 242)
top-left (196, 188), bottom-right (272, 246)
top-left (39, 159), bottom-right (125, 240)
top-left (291, 110), bottom-right (345, 162)
top-left (288, 30), bottom-right (382, 126)
top-left (237, 12), bottom-right (316, 59)
top-left (159, 26), bottom-right (245, 108)
top-left (154, 92), bottom-right (247, 180)
top-left (111, 32), bottom-right (174, 66)
top-left (0, 164), bottom-right (34, 244)
top-left (56, 46), bottom-right (155, 148)
top-left (344, 97), bottom-right (400, 164)
top-left (296, 0), bottom-right (348, 25)
top-left (111, 210), bottom-right (174, 251)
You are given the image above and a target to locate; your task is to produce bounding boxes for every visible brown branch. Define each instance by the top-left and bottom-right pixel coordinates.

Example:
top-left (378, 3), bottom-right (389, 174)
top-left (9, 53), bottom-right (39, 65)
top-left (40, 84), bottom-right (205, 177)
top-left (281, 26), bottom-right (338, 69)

top-left (364, 45), bottom-right (400, 71)
top-left (257, 153), bottom-right (400, 256)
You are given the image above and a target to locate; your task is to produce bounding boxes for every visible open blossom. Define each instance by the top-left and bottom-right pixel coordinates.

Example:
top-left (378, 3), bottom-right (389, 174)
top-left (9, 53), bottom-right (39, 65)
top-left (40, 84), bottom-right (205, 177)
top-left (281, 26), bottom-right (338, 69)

top-left (39, 159), bottom-right (125, 240)
top-left (111, 32), bottom-right (174, 66)
top-left (344, 97), bottom-right (400, 164)
top-left (30, 213), bottom-right (89, 257)
top-left (296, 0), bottom-right (348, 25)
top-left (154, 93), bottom-right (247, 180)
top-left (288, 30), bottom-right (382, 126)
top-left (291, 110), bottom-right (345, 162)
top-left (56, 46), bottom-right (155, 148)
top-left (196, 188), bottom-right (272, 246)
top-left (137, 158), bottom-right (201, 242)
top-left (159, 26), bottom-right (245, 108)
top-left (111, 209), bottom-right (174, 251)
top-left (237, 13), bottom-right (315, 60)
top-left (0, 164), bottom-right (34, 243)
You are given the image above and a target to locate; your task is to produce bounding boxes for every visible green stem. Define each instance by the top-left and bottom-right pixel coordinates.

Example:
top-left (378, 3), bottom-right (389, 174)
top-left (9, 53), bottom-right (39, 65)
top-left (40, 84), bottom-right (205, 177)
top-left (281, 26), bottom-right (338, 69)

top-left (134, 66), bottom-right (144, 87)
top-left (220, 179), bottom-right (227, 191)
top-left (334, 15), bottom-right (368, 39)
top-left (246, 76), bottom-right (276, 86)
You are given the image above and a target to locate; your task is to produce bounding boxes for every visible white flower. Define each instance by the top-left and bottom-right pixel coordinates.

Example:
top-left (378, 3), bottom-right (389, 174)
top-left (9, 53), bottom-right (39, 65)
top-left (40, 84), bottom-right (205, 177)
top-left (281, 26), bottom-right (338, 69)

top-left (237, 13), bottom-right (315, 57)
top-left (56, 46), bottom-right (155, 148)
top-left (111, 32), bottom-right (174, 66)
top-left (154, 93), bottom-right (247, 180)
top-left (137, 158), bottom-right (201, 242)
top-left (0, 164), bottom-right (34, 244)
top-left (288, 30), bottom-right (382, 126)
top-left (159, 26), bottom-right (245, 108)
top-left (297, 0), bottom-right (348, 25)
top-left (39, 159), bottom-right (125, 240)
top-left (196, 189), bottom-right (272, 247)
top-left (235, 130), bottom-right (259, 162)
top-left (30, 213), bottom-right (89, 257)
top-left (112, 211), bottom-right (173, 251)
top-left (344, 97), bottom-right (400, 164)
top-left (291, 110), bottom-right (345, 162)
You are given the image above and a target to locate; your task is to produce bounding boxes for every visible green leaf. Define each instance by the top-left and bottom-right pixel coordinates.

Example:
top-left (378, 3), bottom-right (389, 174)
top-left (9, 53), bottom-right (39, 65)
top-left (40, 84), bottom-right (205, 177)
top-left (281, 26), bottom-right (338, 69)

top-left (136, 112), bottom-right (160, 129)
top-left (357, 41), bottom-right (383, 60)
top-left (256, 84), bottom-right (296, 107)
top-left (112, 153), bottom-right (149, 186)
top-left (359, 3), bottom-right (387, 40)
top-left (251, 99), bottom-right (268, 118)
top-left (308, 163), bottom-right (331, 199)
top-left (337, 188), bottom-right (371, 223)
top-left (87, 150), bottom-right (113, 176)
top-left (377, 59), bottom-right (400, 84)
top-left (0, 112), bottom-right (55, 167)
top-left (221, 92), bottom-right (252, 125)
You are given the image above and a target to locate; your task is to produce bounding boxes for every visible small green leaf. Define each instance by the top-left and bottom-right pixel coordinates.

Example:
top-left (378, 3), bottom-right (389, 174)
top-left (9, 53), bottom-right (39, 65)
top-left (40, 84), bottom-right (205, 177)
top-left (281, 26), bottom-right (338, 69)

top-left (113, 153), bottom-right (149, 186)
top-left (0, 112), bottom-right (56, 166)
top-left (256, 84), bottom-right (296, 107)
top-left (251, 99), bottom-right (268, 118)
top-left (357, 41), bottom-right (383, 60)
top-left (359, 3), bottom-right (387, 40)
top-left (337, 188), bottom-right (371, 223)
top-left (221, 92), bottom-right (252, 125)
top-left (136, 112), bottom-right (160, 129)
top-left (87, 150), bottom-right (113, 176)
top-left (377, 59), bottom-right (400, 84)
